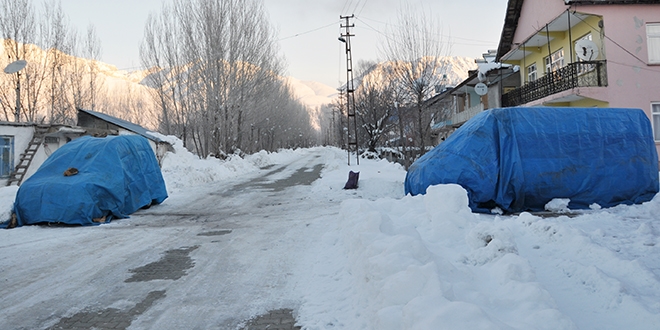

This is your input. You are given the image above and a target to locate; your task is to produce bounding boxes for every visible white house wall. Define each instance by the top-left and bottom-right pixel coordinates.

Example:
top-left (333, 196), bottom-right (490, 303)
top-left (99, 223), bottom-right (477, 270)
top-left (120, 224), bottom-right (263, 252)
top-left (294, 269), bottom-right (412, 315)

top-left (0, 124), bottom-right (35, 186)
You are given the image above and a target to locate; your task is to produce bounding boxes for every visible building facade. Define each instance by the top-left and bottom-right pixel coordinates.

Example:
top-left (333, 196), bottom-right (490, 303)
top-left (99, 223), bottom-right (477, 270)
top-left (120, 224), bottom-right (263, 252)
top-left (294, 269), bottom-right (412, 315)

top-left (496, 0), bottom-right (660, 158)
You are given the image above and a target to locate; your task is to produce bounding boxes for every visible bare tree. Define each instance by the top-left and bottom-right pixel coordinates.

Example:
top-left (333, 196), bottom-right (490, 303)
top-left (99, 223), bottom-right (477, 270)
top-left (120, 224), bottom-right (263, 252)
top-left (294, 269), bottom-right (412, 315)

top-left (84, 24), bottom-right (102, 110)
top-left (353, 61), bottom-right (395, 152)
top-left (141, 0), bottom-right (312, 157)
top-left (0, 0), bottom-right (35, 60)
top-left (0, 0), bottom-right (35, 121)
top-left (0, 0), bottom-right (159, 128)
top-left (380, 3), bottom-right (451, 158)
top-left (42, 0), bottom-right (73, 124)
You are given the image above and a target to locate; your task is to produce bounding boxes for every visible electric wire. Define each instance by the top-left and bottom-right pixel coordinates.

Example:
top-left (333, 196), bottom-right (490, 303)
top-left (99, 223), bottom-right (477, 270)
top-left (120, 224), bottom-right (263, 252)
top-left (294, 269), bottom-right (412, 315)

top-left (341, 0), bottom-right (355, 15)
top-left (351, 0), bottom-right (364, 15)
top-left (277, 21), bottom-right (340, 41)
top-left (355, 17), bottom-right (496, 49)
top-left (359, 16), bottom-right (496, 45)
top-left (573, 12), bottom-right (660, 72)
top-left (356, 0), bottom-right (369, 17)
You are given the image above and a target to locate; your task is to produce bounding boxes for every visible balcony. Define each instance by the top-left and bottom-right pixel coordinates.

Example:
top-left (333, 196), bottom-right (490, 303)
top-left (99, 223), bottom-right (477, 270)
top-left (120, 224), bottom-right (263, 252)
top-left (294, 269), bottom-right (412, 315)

top-left (502, 60), bottom-right (607, 107)
top-left (454, 103), bottom-right (484, 125)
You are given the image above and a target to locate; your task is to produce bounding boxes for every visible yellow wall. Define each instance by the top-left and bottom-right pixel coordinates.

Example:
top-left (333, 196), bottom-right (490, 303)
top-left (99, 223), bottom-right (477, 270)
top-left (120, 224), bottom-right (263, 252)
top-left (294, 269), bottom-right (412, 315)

top-left (514, 15), bottom-right (604, 84)
top-left (569, 98), bottom-right (609, 107)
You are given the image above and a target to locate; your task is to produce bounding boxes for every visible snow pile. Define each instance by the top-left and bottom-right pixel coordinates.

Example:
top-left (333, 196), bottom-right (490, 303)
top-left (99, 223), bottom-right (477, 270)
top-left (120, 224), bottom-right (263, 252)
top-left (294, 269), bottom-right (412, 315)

top-left (150, 133), bottom-right (307, 194)
top-left (0, 185), bottom-right (18, 221)
top-left (301, 177), bottom-right (660, 330)
top-left (299, 159), bottom-right (660, 329)
top-left (303, 184), bottom-right (571, 329)
top-left (155, 135), bottom-right (257, 192)
top-left (545, 198), bottom-right (570, 213)
top-left (310, 148), bottom-right (406, 201)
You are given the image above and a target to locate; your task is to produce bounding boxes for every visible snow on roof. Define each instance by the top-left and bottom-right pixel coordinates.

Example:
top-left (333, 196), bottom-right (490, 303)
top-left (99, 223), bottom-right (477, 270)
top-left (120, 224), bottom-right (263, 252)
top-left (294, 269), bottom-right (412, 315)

top-left (57, 127), bottom-right (86, 134)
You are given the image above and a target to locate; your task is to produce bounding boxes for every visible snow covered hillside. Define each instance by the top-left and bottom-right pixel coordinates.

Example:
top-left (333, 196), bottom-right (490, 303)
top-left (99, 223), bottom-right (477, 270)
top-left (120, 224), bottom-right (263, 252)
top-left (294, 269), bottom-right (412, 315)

top-left (1, 142), bottom-right (659, 329)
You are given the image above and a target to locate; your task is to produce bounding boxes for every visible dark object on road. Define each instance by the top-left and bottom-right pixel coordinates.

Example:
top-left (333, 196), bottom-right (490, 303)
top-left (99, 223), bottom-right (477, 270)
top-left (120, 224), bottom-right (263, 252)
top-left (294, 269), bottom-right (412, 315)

top-left (405, 107), bottom-right (659, 213)
top-left (344, 171), bottom-right (360, 189)
top-left (3, 135), bottom-right (168, 228)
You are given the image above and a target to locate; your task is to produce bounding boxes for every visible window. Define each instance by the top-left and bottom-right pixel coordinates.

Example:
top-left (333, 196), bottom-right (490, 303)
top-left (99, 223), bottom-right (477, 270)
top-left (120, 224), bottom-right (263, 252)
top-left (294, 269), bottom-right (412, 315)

top-left (1, 136), bottom-right (14, 178)
top-left (646, 23), bottom-right (660, 64)
top-left (652, 103), bottom-right (660, 141)
top-left (545, 49), bottom-right (565, 74)
top-left (527, 63), bottom-right (537, 82)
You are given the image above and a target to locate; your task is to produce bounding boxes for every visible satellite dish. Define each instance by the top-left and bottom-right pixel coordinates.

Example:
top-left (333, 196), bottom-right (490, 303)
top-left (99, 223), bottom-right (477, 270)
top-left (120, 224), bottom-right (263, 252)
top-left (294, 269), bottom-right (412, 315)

top-left (575, 40), bottom-right (599, 61)
top-left (4, 60), bottom-right (27, 74)
top-left (474, 82), bottom-right (488, 96)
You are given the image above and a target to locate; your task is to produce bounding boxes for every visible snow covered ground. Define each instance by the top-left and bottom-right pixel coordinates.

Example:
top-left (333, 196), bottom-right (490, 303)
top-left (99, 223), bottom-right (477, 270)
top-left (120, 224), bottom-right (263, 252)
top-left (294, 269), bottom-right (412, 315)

top-left (1, 138), bottom-right (660, 329)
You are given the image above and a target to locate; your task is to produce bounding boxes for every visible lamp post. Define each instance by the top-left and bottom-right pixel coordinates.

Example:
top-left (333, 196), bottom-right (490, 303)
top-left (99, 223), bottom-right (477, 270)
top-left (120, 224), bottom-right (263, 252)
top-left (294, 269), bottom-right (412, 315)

top-left (4, 60), bottom-right (27, 122)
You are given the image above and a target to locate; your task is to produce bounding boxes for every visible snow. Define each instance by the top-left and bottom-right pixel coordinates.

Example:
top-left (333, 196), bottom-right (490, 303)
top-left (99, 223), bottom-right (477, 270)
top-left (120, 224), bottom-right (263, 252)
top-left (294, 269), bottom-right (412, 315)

top-left (1, 137), bottom-right (660, 329)
top-left (545, 198), bottom-right (571, 213)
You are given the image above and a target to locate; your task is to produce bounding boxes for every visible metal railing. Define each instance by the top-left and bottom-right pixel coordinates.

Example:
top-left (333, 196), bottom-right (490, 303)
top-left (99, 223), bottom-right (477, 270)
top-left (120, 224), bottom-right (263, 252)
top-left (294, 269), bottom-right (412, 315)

top-left (502, 60), bottom-right (607, 107)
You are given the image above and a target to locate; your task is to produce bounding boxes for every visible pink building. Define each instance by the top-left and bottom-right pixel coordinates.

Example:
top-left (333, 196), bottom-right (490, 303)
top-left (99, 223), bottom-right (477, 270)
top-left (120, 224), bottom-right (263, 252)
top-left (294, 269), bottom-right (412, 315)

top-left (496, 0), bottom-right (660, 160)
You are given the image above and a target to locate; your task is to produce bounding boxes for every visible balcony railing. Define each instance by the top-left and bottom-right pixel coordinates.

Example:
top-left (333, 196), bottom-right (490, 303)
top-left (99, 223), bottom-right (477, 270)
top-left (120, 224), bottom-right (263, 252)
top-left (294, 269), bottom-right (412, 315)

top-left (453, 103), bottom-right (484, 125)
top-left (502, 60), bottom-right (607, 107)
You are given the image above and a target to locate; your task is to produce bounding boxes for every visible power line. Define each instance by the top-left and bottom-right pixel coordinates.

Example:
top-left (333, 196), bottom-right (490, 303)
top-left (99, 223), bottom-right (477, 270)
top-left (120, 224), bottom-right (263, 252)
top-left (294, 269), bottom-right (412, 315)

top-left (355, 17), bottom-right (495, 48)
top-left (356, 0), bottom-right (369, 17)
top-left (350, 0), bottom-right (364, 15)
top-left (355, 17), bottom-right (399, 44)
top-left (341, 0), bottom-right (355, 15)
top-left (608, 59), bottom-right (660, 73)
top-left (573, 12), bottom-right (650, 67)
top-left (277, 21), bottom-right (340, 41)
top-left (359, 16), bottom-right (497, 45)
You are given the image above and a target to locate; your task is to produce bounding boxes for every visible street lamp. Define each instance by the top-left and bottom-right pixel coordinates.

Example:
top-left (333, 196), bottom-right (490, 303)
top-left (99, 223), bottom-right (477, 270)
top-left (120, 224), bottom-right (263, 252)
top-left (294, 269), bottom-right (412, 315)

top-left (4, 60), bottom-right (27, 122)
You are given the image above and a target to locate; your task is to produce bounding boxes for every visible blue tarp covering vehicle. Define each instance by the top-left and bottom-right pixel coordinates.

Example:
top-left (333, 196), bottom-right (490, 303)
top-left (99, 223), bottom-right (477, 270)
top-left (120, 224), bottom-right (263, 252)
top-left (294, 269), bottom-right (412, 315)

top-left (405, 107), bottom-right (659, 213)
top-left (4, 135), bottom-right (168, 228)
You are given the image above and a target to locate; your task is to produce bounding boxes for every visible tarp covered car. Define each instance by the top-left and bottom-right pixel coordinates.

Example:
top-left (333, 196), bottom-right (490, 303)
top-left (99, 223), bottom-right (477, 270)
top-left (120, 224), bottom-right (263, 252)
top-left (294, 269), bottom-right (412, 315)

top-left (405, 107), bottom-right (659, 213)
top-left (5, 135), bottom-right (168, 227)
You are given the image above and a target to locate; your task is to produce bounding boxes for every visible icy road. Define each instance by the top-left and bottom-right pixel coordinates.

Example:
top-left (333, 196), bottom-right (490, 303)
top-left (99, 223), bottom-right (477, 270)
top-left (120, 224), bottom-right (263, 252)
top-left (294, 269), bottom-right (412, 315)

top-left (0, 151), bottom-right (339, 329)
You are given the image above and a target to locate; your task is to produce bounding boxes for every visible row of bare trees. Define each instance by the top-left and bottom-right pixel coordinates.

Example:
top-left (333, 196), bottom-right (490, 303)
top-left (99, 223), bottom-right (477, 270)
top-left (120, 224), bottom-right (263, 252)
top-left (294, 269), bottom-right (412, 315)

top-left (0, 0), bottom-right (105, 124)
top-left (320, 5), bottom-right (451, 165)
top-left (141, 0), bottom-right (316, 157)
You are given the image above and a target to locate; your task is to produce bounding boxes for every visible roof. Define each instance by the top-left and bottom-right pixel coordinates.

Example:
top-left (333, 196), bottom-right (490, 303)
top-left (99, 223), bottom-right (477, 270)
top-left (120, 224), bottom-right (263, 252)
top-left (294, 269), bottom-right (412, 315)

top-left (77, 109), bottom-right (166, 143)
top-left (496, 0), bottom-right (525, 61)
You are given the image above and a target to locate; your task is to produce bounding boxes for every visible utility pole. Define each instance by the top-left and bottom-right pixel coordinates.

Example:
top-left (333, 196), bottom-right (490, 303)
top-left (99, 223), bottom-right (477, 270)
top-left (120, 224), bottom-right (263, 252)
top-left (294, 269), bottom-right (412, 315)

top-left (339, 14), bottom-right (359, 165)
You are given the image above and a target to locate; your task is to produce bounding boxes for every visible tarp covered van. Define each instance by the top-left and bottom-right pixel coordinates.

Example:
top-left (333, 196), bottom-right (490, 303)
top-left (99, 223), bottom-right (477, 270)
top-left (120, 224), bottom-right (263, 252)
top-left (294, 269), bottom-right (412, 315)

top-left (405, 107), bottom-right (659, 213)
top-left (5, 135), bottom-right (168, 227)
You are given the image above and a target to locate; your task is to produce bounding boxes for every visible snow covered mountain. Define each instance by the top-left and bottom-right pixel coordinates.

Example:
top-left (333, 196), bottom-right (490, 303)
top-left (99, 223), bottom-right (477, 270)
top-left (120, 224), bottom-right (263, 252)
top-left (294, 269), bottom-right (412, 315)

top-left (287, 56), bottom-right (478, 109)
top-left (285, 77), bottom-right (339, 109)
top-left (1, 41), bottom-right (478, 126)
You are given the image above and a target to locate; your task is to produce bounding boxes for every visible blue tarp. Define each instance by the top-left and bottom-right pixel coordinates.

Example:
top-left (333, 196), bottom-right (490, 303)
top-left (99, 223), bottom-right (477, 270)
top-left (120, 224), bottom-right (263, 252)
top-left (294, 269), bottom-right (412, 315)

top-left (405, 107), bottom-right (659, 213)
top-left (4, 135), bottom-right (168, 227)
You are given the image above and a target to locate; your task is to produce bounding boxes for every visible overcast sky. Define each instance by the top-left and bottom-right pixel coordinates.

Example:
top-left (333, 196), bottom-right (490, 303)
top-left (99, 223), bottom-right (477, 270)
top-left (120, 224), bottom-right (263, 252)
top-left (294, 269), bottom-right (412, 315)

top-left (59, 0), bottom-right (508, 87)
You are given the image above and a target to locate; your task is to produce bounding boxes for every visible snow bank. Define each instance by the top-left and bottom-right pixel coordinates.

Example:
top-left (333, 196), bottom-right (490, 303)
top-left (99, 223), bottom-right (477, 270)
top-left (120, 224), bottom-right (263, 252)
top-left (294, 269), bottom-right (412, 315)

top-left (310, 148), bottom-right (406, 201)
top-left (149, 133), bottom-right (306, 194)
top-left (300, 176), bottom-right (660, 329)
top-left (0, 186), bottom-right (18, 221)
top-left (320, 184), bottom-right (573, 329)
